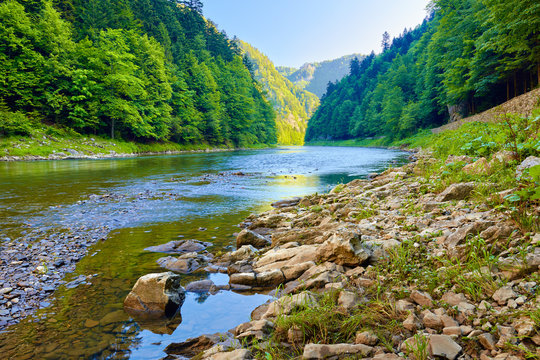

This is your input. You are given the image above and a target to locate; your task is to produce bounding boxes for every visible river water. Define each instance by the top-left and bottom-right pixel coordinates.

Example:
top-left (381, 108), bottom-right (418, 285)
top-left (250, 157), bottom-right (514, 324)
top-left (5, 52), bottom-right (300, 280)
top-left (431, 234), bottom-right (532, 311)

top-left (0, 146), bottom-right (408, 359)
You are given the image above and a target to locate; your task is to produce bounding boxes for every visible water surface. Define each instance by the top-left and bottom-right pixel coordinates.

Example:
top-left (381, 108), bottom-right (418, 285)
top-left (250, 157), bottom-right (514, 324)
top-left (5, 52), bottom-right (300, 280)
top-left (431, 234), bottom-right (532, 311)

top-left (0, 146), bottom-right (408, 359)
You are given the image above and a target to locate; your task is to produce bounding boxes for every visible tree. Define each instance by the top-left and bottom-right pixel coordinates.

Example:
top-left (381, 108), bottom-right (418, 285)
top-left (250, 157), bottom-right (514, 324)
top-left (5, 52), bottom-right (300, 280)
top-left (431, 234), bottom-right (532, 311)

top-left (381, 31), bottom-right (390, 51)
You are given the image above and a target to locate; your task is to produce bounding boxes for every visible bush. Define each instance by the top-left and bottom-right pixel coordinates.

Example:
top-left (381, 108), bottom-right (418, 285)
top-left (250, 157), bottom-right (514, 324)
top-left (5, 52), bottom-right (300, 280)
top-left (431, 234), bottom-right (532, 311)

top-left (0, 109), bottom-right (33, 136)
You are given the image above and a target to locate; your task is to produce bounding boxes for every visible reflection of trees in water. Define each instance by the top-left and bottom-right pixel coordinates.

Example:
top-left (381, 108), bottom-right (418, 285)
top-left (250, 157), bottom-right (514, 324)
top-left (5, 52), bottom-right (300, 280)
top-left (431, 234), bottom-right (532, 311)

top-left (195, 292), bottom-right (211, 304)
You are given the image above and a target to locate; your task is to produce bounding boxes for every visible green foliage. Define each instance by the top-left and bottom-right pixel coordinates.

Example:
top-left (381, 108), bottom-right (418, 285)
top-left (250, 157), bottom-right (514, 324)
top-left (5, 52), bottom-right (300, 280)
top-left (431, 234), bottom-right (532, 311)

top-left (0, 0), bottom-right (277, 148)
top-left (307, 0), bottom-right (540, 143)
top-left (0, 107), bottom-right (33, 136)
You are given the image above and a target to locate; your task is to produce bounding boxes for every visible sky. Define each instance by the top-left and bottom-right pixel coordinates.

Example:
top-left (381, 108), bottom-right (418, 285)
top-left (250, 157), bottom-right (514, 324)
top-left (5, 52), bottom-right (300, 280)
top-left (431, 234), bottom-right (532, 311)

top-left (203, 0), bottom-right (431, 68)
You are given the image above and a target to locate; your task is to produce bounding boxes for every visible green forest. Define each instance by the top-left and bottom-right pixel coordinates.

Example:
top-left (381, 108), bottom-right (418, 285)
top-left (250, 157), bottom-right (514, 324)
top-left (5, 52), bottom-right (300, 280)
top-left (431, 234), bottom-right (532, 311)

top-left (277, 54), bottom-right (364, 98)
top-left (238, 40), bottom-right (319, 145)
top-left (306, 0), bottom-right (540, 142)
top-left (0, 0), bottom-right (277, 147)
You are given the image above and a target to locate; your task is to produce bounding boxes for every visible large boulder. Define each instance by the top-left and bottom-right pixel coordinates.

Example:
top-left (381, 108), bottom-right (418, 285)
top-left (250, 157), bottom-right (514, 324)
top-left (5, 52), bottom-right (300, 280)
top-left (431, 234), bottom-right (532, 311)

top-left (316, 230), bottom-right (370, 266)
top-left (236, 229), bottom-right (270, 249)
top-left (462, 157), bottom-right (491, 175)
top-left (124, 272), bottom-right (185, 319)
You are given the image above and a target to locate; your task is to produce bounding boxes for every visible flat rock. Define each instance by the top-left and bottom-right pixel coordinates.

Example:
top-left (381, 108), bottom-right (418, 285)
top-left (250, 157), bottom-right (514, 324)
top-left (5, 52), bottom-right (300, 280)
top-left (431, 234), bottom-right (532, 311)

top-left (157, 256), bottom-right (201, 274)
top-left (185, 280), bottom-right (215, 293)
top-left (145, 239), bottom-right (210, 254)
top-left (492, 286), bottom-right (517, 305)
top-left (429, 334), bottom-right (462, 359)
top-left (411, 290), bottom-right (433, 307)
top-left (302, 343), bottom-right (373, 359)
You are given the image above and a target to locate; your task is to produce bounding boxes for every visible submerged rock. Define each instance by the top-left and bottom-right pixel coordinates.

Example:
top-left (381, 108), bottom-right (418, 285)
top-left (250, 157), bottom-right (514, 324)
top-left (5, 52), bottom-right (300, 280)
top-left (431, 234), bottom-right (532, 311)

top-left (145, 239), bottom-right (211, 254)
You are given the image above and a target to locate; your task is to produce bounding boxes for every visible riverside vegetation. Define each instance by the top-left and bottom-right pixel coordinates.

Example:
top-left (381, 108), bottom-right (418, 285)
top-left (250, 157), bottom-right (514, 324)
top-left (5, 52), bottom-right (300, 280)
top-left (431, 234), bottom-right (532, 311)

top-left (0, 0), bottom-right (278, 157)
top-left (122, 108), bottom-right (540, 359)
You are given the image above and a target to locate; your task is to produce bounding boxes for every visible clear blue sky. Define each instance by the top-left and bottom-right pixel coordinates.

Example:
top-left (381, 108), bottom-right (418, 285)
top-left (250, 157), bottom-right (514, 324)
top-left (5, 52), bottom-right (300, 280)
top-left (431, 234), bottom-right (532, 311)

top-left (203, 0), bottom-right (430, 68)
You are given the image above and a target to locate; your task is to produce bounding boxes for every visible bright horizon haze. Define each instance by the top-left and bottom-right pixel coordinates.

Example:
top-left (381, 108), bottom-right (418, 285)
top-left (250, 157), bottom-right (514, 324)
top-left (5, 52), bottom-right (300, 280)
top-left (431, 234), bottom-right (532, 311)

top-left (203, 0), bottom-right (431, 68)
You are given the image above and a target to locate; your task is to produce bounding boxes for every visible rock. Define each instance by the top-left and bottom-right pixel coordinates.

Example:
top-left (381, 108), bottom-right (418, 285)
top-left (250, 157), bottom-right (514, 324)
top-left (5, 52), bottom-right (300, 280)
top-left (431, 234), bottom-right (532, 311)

top-left (403, 313), bottom-right (422, 331)
top-left (441, 291), bottom-right (467, 306)
top-left (165, 334), bottom-right (220, 357)
top-left (236, 229), bottom-right (270, 249)
top-left (185, 280), bottom-right (215, 293)
top-left (255, 269), bottom-right (285, 288)
top-left (205, 349), bottom-right (252, 360)
top-left (228, 245), bottom-right (258, 262)
top-left (429, 334), bottom-right (462, 359)
top-left (411, 290), bottom-right (433, 307)
top-left (287, 325), bottom-right (304, 344)
top-left (355, 331), bottom-right (378, 346)
top-left (145, 239), bottom-right (210, 254)
top-left (443, 327), bottom-right (462, 336)
top-left (446, 155), bottom-right (473, 164)
top-left (445, 221), bottom-right (493, 247)
top-left (516, 156), bottom-right (540, 178)
top-left (157, 256), bottom-right (201, 274)
top-left (478, 333), bottom-right (496, 350)
top-left (492, 286), bottom-right (517, 305)
top-left (84, 319), bottom-right (99, 328)
top-left (302, 343), bottom-right (373, 359)
top-left (271, 197), bottom-right (301, 208)
top-left (437, 182), bottom-right (475, 202)
top-left (373, 354), bottom-right (405, 360)
top-left (338, 291), bottom-right (361, 312)
top-left (123, 272), bottom-right (185, 319)
top-left (422, 310), bottom-right (443, 330)
top-left (463, 157), bottom-right (491, 175)
top-left (395, 299), bottom-right (415, 313)
top-left (316, 230), bottom-right (370, 266)
top-left (491, 150), bottom-right (518, 164)
top-left (526, 247), bottom-right (540, 267)
top-left (263, 292), bottom-right (317, 319)
top-left (235, 319), bottom-right (274, 340)
top-left (229, 273), bottom-right (257, 287)
top-left (281, 261), bottom-right (315, 281)
top-left (512, 317), bottom-right (535, 337)
top-left (363, 239), bottom-right (401, 262)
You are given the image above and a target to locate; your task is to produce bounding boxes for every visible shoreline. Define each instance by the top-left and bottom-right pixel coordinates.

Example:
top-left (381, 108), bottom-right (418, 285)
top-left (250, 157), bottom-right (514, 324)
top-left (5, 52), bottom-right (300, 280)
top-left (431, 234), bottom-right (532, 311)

top-left (0, 146), bottom-right (275, 162)
top-left (156, 149), bottom-right (539, 359)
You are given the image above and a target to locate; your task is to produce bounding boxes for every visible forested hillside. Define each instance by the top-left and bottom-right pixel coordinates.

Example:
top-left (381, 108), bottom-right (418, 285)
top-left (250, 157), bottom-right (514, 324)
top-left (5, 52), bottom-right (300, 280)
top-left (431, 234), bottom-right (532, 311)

top-left (0, 0), bottom-right (277, 147)
top-left (238, 41), bottom-right (319, 145)
top-left (306, 0), bottom-right (540, 142)
top-left (277, 54), bottom-right (364, 98)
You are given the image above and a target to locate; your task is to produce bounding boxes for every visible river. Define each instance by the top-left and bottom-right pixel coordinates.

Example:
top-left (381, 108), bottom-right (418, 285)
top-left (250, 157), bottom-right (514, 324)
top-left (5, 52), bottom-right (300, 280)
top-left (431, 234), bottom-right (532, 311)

top-left (0, 146), bottom-right (408, 359)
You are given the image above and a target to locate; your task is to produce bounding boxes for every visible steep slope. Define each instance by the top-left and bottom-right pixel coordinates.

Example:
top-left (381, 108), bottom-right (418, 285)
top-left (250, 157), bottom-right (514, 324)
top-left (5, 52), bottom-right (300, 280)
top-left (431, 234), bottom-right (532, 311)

top-left (277, 54), bottom-right (365, 98)
top-left (306, 0), bottom-right (540, 143)
top-left (0, 0), bottom-right (277, 148)
top-left (239, 41), bottom-right (319, 145)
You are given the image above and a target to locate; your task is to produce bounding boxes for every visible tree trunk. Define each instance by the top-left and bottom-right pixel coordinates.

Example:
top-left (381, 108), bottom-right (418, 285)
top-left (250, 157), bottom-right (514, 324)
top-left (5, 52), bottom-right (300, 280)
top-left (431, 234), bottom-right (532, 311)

top-left (111, 119), bottom-right (115, 140)
top-left (537, 62), bottom-right (540, 86)
top-left (523, 72), bottom-right (527, 94)
top-left (514, 72), bottom-right (518, 97)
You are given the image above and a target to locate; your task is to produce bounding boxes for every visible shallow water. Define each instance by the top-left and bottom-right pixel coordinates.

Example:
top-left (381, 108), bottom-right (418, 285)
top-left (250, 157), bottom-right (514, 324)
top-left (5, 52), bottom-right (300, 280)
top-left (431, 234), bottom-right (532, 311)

top-left (0, 146), bottom-right (408, 359)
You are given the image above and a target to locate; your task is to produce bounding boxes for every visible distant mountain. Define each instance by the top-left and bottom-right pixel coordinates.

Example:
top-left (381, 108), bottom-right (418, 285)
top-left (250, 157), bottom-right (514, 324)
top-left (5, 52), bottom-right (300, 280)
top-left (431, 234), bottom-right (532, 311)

top-left (277, 54), bottom-right (365, 98)
top-left (238, 41), bottom-right (319, 145)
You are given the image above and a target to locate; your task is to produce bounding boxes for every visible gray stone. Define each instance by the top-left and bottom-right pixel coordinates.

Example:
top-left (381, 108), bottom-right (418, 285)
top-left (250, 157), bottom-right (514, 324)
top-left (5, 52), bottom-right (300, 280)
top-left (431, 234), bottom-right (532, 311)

top-left (492, 286), bottom-right (517, 305)
top-left (516, 156), bottom-right (540, 178)
top-left (429, 334), bottom-right (462, 360)
top-left (185, 280), bottom-right (215, 293)
top-left (316, 230), bottom-right (370, 266)
top-left (157, 256), bottom-right (201, 274)
top-left (411, 290), bottom-right (433, 307)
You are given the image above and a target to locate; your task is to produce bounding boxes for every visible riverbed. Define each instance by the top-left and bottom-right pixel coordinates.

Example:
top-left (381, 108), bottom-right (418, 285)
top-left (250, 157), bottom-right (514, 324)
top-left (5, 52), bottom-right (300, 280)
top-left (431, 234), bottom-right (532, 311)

top-left (0, 146), bottom-right (408, 359)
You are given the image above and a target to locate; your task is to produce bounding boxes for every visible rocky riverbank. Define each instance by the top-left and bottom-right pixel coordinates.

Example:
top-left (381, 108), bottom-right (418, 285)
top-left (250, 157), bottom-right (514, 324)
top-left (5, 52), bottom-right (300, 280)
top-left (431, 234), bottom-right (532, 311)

top-left (0, 226), bottom-right (109, 330)
top-left (138, 150), bottom-right (540, 359)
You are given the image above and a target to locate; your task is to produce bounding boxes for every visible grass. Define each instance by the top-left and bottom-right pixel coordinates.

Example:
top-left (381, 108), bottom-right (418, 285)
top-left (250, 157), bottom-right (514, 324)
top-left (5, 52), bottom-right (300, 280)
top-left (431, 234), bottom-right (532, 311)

top-left (249, 289), bottom-right (406, 359)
